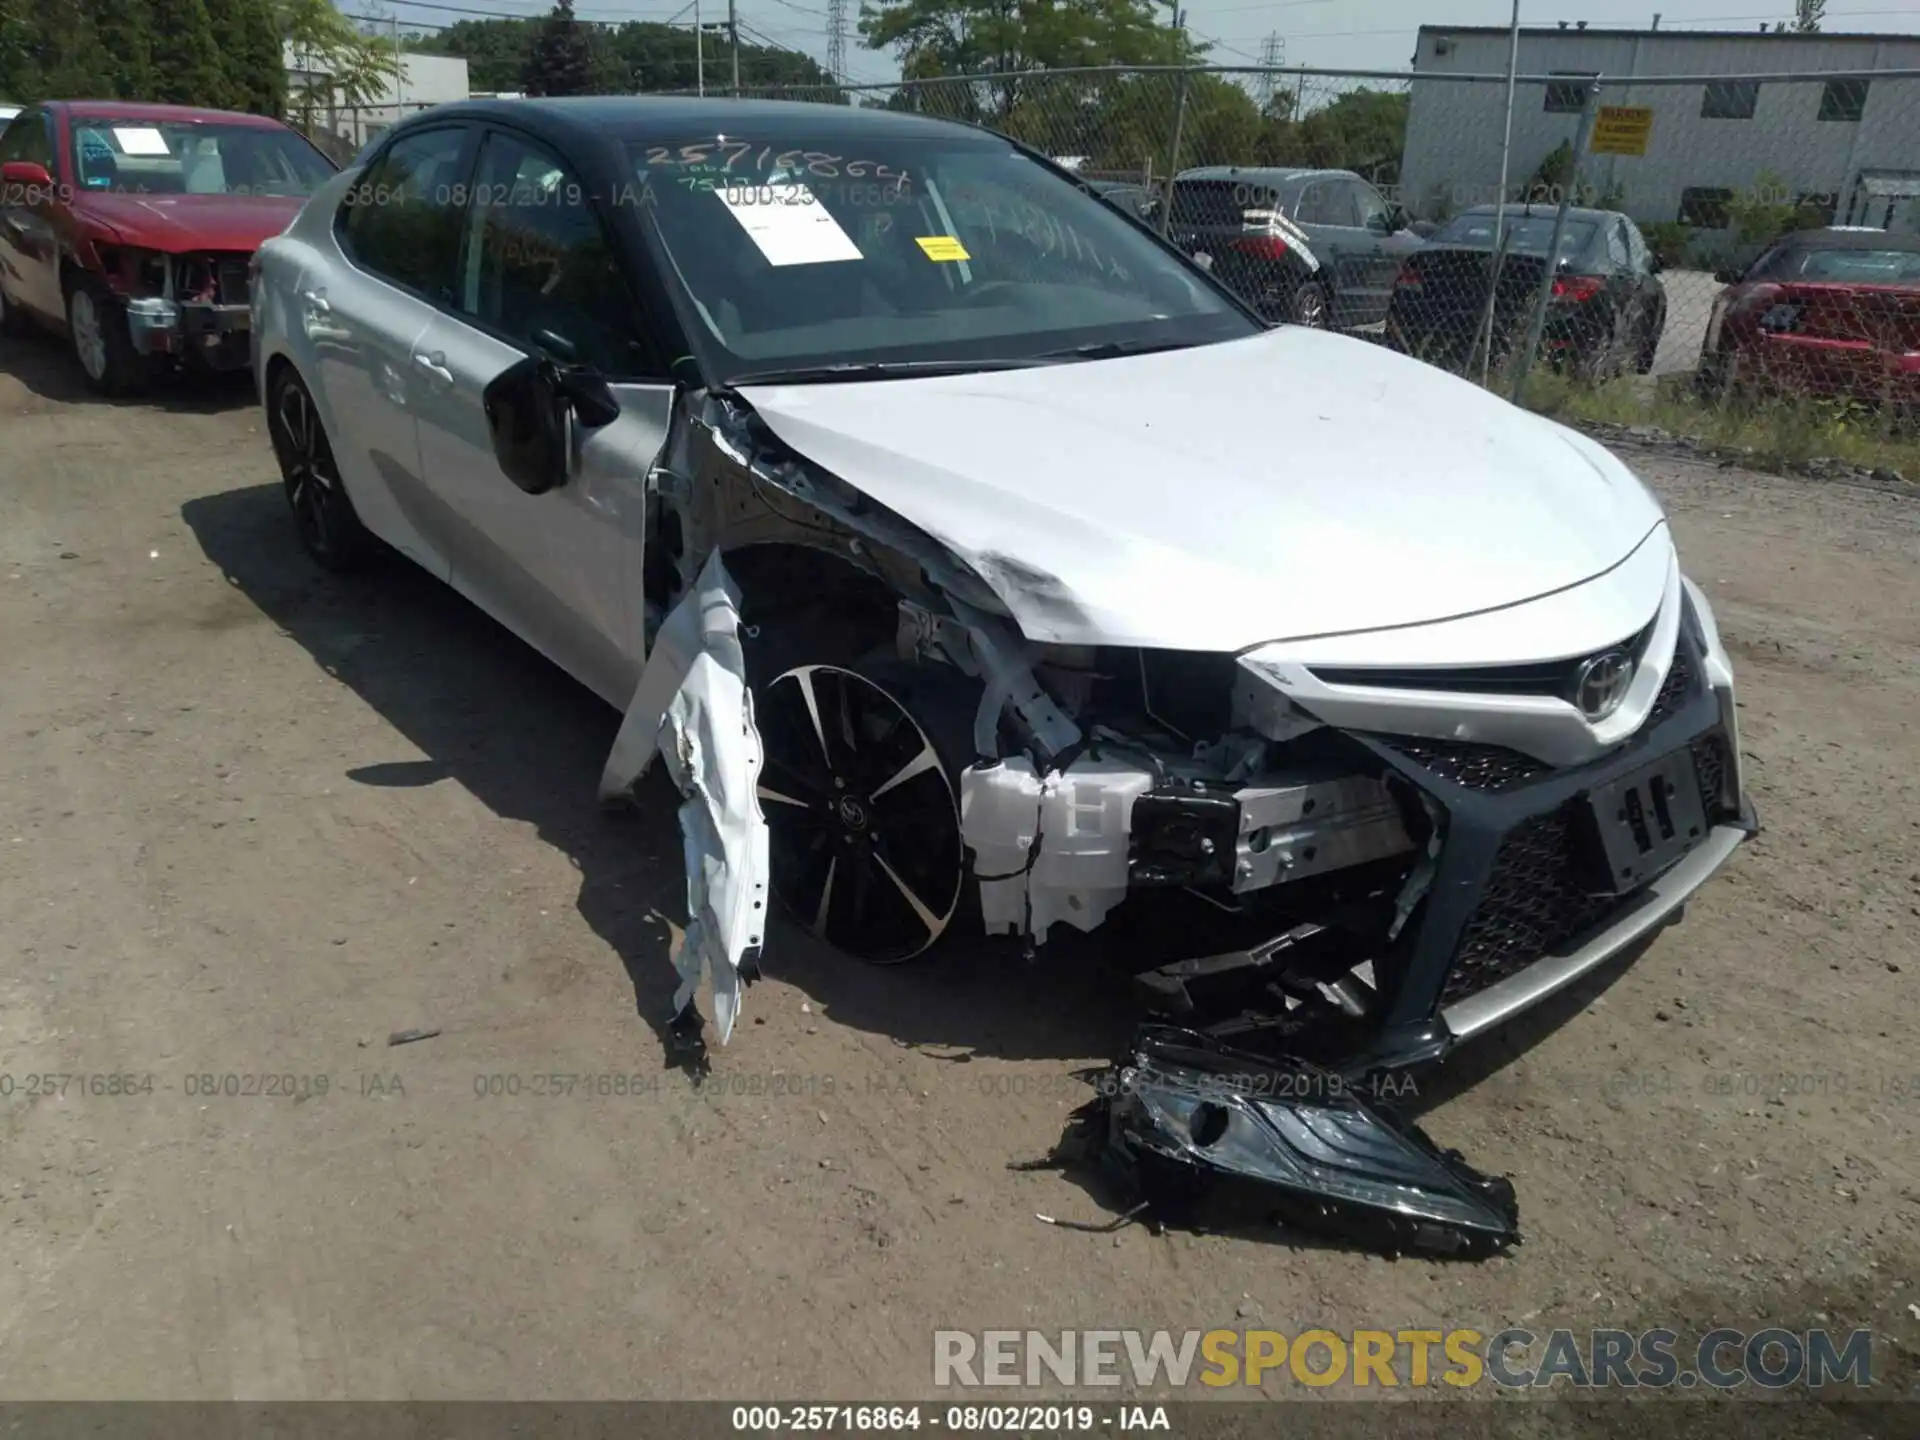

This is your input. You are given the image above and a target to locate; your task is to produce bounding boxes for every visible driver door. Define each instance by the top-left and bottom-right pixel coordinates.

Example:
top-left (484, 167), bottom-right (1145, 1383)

top-left (411, 126), bottom-right (674, 707)
top-left (0, 109), bottom-right (65, 322)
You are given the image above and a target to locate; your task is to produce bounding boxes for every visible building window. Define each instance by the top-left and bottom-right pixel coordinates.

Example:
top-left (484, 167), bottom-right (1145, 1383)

top-left (1818, 78), bottom-right (1869, 122)
top-left (1544, 72), bottom-right (1596, 113)
top-left (1678, 187), bottom-right (1734, 229)
top-left (1701, 81), bottom-right (1759, 119)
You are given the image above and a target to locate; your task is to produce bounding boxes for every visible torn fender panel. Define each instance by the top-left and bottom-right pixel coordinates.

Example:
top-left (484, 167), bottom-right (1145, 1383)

top-left (1068, 1025), bottom-right (1520, 1258)
top-left (600, 552), bottom-right (770, 1045)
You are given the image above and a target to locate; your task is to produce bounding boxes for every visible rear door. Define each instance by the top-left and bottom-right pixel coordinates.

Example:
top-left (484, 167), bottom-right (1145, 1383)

top-left (0, 109), bottom-right (65, 321)
top-left (1292, 178), bottom-right (1375, 326)
top-left (411, 125), bottom-right (673, 706)
top-left (316, 122), bottom-right (478, 580)
top-left (1346, 178), bottom-right (1420, 328)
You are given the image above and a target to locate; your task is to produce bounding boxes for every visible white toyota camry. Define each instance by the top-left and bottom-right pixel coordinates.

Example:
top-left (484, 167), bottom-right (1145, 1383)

top-left (251, 96), bottom-right (1754, 1079)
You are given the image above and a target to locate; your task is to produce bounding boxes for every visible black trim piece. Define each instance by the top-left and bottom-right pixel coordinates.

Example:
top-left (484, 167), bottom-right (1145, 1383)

top-left (1352, 619), bottom-right (1724, 1064)
top-left (1311, 613), bottom-right (1659, 706)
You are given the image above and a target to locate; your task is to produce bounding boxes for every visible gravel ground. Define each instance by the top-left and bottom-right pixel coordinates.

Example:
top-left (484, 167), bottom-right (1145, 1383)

top-left (0, 332), bottom-right (1915, 1424)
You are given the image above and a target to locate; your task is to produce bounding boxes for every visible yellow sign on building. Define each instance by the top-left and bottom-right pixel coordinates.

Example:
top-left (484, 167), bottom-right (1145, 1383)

top-left (1591, 106), bottom-right (1655, 155)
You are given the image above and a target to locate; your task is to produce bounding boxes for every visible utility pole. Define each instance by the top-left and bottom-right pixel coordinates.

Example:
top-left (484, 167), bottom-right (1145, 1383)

top-left (827, 0), bottom-right (847, 83)
top-left (1257, 34), bottom-right (1284, 110)
top-left (1159, 0), bottom-right (1188, 235)
top-left (729, 0), bottom-right (740, 93)
top-left (696, 0), bottom-right (704, 95)
top-left (1475, 0), bottom-right (1523, 383)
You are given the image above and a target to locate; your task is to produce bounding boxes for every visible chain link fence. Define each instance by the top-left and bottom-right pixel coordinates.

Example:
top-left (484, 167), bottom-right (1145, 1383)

top-left (654, 63), bottom-right (1920, 459)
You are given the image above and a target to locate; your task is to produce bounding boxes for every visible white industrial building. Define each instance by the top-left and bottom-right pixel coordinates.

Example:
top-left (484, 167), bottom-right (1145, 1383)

top-left (1399, 26), bottom-right (1920, 238)
top-left (283, 45), bottom-right (471, 153)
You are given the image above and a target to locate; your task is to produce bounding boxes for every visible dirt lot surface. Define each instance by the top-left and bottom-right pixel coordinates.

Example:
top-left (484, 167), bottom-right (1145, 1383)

top-left (1, 332), bottom-right (1916, 1425)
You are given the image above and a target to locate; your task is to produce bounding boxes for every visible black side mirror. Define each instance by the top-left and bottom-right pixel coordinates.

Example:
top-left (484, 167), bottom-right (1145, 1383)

top-left (1648, 254), bottom-right (1664, 274)
top-left (1713, 266), bottom-right (1744, 285)
top-left (482, 350), bottom-right (622, 497)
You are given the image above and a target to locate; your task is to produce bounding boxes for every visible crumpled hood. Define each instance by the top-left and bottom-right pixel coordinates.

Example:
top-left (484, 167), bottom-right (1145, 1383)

top-left (739, 327), bottom-right (1666, 653)
top-left (75, 193), bottom-right (302, 253)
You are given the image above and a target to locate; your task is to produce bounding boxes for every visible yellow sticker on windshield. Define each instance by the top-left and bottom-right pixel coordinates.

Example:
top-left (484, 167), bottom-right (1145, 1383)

top-left (916, 235), bottom-right (971, 262)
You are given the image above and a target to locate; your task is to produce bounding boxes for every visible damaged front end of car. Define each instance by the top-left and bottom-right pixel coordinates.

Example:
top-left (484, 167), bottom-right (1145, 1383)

top-left (599, 379), bottom-right (1754, 1254)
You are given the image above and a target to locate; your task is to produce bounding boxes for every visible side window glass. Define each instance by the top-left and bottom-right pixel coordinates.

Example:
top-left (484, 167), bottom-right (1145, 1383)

top-left (459, 131), bottom-right (650, 377)
top-left (1606, 221), bottom-right (1630, 270)
top-left (12, 114), bottom-right (54, 171)
top-left (1624, 220), bottom-right (1651, 272)
top-left (1351, 181), bottom-right (1389, 230)
top-left (1293, 183), bottom-right (1328, 225)
top-left (339, 126), bottom-right (470, 302)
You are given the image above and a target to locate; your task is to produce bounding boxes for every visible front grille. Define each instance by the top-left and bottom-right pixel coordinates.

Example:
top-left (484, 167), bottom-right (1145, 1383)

top-left (216, 256), bottom-right (250, 305)
top-left (1390, 738), bottom-right (1550, 793)
top-left (1691, 731), bottom-right (1732, 821)
top-left (1441, 801), bottom-right (1615, 1005)
top-left (1645, 648), bottom-right (1695, 727)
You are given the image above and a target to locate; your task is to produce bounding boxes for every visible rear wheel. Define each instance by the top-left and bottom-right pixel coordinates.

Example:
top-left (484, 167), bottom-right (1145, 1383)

top-left (268, 368), bottom-right (375, 572)
top-left (0, 276), bottom-right (26, 337)
top-left (1635, 305), bottom-right (1664, 375)
top-left (754, 659), bottom-right (977, 965)
top-left (1290, 280), bottom-right (1332, 330)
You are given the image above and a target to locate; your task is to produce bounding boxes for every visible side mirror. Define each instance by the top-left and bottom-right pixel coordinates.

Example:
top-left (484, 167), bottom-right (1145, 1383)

top-left (1648, 254), bottom-right (1664, 274)
top-left (1366, 211), bottom-right (1393, 235)
top-left (481, 350), bottom-right (621, 496)
top-left (1, 159), bottom-right (55, 195)
top-left (1713, 266), bottom-right (1744, 286)
top-left (1411, 219), bottom-right (1438, 240)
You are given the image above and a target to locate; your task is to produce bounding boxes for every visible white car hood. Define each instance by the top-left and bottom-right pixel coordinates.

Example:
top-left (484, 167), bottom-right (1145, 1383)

top-left (739, 327), bottom-right (1666, 653)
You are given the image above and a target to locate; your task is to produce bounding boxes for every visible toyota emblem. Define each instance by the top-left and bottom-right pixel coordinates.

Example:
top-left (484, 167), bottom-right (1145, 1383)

top-left (1573, 649), bottom-right (1635, 721)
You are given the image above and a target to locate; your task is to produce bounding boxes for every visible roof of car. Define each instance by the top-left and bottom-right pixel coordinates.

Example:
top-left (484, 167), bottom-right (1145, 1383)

top-left (412, 95), bottom-right (992, 146)
top-left (1173, 166), bottom-right (1350, 186)
top-left (1777, 227), bottom-right (1920, 252)
top-left (1449, 204), bottom-right (1621, 223)
top-left (49, 100), bottom-right (290, 128)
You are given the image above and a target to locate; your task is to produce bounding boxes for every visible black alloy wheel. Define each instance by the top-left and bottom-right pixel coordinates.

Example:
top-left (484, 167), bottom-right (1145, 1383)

top-left (754, 663), bottom-right (967, 964)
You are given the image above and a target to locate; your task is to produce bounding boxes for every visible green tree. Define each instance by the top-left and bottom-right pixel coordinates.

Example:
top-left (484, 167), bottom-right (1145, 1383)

top-left (198, 0), bottom-right (286, 113)
top-left (86, 0), bottom-right (155, 99)
top-left (522, 0), bottom-right (592, 97)
top-left (860, 0), bottom-right (1194, 121)
top-left (145, 0), bottom-right (226, 106)
top-left (1793, 0), bottom-right (1825, 33)
top-left (280, 0), bottom-right (403, 127)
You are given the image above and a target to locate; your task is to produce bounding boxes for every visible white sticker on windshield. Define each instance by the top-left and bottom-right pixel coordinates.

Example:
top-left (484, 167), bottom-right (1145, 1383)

top-left (715, 182), bottom-right (861, 267)
top-left (112, 127), bottom-right (172, 156)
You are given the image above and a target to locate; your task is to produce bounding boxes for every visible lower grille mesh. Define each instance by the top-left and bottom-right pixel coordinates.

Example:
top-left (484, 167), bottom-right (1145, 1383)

top-left (1441, 802), bottom-right (1614, 1005)
top-left (1390, 738), bottom-right (1549, 792)
top-left (1691, 731), bottom-right (1731, 821)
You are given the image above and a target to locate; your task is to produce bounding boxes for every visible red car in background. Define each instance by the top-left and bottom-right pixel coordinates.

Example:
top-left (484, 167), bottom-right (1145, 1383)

top-left (0, 101), bottom-right (336, 394)
top-left (1700, 227), bottom-right (1920, 412)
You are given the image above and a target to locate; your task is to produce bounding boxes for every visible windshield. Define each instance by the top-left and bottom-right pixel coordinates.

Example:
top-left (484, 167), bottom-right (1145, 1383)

top-left (1790, 247), bottom-right (1920, 285)
top-left (1434, 214), bottom-right (1597, 258)
top-left (627, 132), bottom-right (1255, 381)
top-left (70, 119), bottom-right (334, 197)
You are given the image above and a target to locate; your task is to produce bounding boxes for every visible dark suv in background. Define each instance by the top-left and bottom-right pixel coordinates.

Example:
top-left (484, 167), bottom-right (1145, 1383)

top-left (1165, 165), bottom-right (1424, 330)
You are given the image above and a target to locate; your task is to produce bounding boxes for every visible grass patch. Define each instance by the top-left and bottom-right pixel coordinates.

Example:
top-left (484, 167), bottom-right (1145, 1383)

top-left (1510, 368), bottom-right (1920, 478)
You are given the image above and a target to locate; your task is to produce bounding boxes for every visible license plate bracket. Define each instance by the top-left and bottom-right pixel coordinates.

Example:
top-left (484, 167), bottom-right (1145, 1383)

top-left (1585, 748), bottom-right (1708, 893)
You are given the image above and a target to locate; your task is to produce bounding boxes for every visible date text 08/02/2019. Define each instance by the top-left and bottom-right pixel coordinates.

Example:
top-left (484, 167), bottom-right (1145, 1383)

top-left (730, 1406), bottom-right (1171, 1433)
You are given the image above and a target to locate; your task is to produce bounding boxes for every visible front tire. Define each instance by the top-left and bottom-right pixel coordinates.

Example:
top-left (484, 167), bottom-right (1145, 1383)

top-left (66, 276), bottom-right (147, 396)
top-left (755, 660), bottom-right (975, 965)
top-left (267, 368), bottom-right (374, 572)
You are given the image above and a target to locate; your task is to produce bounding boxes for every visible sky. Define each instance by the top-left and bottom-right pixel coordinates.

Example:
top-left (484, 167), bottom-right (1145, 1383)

top-left (369, 0), bottom-right (1920, 90)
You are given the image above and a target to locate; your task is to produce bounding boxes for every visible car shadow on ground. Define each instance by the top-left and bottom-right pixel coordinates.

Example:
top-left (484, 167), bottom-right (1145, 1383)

top-left (181, 481), bottom-right (1143, 1073)
top-left (0, 332), bottom-right (256, 412)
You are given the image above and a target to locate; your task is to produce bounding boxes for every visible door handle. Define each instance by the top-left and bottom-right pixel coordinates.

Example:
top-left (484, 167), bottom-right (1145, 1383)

top-left (413, 351), bottom-right (453, 385)
top-left (300, 288), bottom-right (330, 314)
